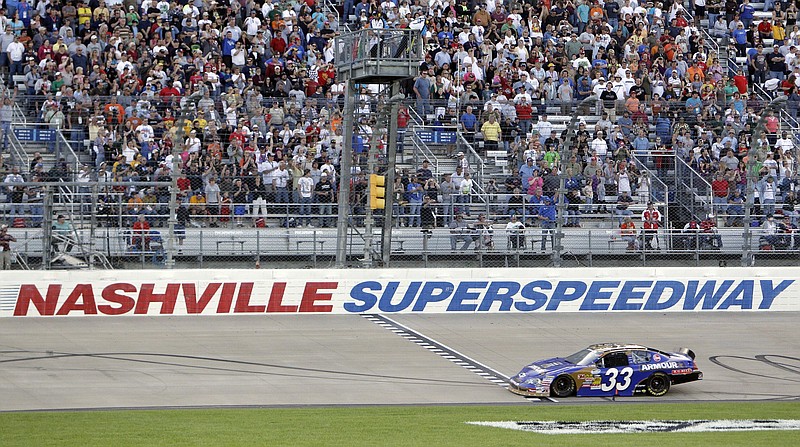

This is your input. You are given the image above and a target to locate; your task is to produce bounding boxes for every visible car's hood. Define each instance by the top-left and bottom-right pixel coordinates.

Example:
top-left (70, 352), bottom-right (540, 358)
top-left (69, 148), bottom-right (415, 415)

top-left (515, 357), bottom-right (578, 380)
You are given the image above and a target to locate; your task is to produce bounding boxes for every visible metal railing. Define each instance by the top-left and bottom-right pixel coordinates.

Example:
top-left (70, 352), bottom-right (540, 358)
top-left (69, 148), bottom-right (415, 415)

top-left (333, 28), bottom-right (422, 75)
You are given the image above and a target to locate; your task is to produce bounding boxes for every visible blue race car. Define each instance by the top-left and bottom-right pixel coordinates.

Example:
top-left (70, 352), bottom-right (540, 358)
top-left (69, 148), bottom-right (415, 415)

top-left (508, 343), bottom-right (702, 398)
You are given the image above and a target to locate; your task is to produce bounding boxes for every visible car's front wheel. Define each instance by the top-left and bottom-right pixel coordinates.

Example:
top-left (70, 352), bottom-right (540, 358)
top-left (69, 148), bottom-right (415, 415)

top-left (646, 372), bottom-right (671, 396)
top-left (551, 375), bottom-right (575, 397)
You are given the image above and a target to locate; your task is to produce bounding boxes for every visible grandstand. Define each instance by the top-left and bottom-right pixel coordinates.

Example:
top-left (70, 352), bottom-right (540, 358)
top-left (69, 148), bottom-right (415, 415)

top-left (0, 0), bottom-right (797, 270)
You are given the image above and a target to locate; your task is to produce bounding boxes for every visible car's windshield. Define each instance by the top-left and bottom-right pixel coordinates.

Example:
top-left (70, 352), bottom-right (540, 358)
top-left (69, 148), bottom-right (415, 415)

top-left (563, 348), bottom-right (600, 366)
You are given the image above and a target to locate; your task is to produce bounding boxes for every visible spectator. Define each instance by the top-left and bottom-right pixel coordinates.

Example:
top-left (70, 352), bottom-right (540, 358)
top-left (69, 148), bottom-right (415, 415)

top-left (448, 214), bottom-right (473, 251)
top-left (506, 214), bottom-right (525, 250)
top-left (536, 196), bottom-right (556, 251)
top-left (51, 214), bottom-right (74, 254)
top-left (620, 216), bottom-right (639, 251)
top-left (315, 173), bottom-right (335, 228)
top-left (131, 214), bottom-right (151, 251)
top-left (615, 190), bottom-right (635, 225)
top-left (406, 176), bottom-right (423, 227)
top-left (480, 113), bottom-right (502, 153)
top-left (641, 202), bottom-right (662, 250)
top-left (0, 224), bottom-right (16, 269)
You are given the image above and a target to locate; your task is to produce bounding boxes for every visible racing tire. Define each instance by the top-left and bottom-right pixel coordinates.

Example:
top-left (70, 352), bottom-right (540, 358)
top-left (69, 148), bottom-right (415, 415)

top-left (551, 375), bottom-right (576, 398)
top-left (646, 372), bottom-right (671, 397)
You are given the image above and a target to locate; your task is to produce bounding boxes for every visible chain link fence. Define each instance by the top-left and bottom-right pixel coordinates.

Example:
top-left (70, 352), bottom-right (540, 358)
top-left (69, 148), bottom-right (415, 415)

top-left (2, 179), bottom-right (798, 271)
top-left (1, 90), bottom-right (798, 270)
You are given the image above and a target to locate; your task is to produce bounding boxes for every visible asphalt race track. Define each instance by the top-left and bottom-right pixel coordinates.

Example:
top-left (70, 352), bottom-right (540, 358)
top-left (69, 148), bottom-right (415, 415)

top-left (1, 313), bottom-right (798, 411)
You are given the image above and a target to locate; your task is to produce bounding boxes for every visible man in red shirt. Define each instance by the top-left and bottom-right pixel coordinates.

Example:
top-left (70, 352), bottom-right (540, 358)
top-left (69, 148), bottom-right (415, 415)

top-left (515, 97), bottom-right (533, 136)
top-left (131, 214), bottom-right (151, 251)
top-left (641, 202), bottom-right (661, 250)
top-left (711, 172), bottom-right (729, 215)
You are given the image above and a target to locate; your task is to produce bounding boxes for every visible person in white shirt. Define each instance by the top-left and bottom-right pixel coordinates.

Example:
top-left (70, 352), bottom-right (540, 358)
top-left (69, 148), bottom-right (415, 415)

top-left (185, 130), bottom-right (201, 153)
top-left (273, 161), bottom-right (290, 204)
top-left (505, 214), bottom-right (526, 249)
top-left (243, 11), bottom-right (261, 41)
top-left (591, 133), bottom-right (609, 161)
top-left (535, 115), bottom-right (553, 145)
top-left (261, 152), bottom-right (280, 198)
top-left (6, 35), bottom-right (24, 83)
top-left (775, 132), bottom-right (795, 154)
top-left (297, 168), bottom-right (315, 226)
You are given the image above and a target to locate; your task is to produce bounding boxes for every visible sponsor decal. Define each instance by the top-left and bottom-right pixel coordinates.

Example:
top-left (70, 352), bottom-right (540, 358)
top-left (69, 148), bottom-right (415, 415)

top-left (466, 420), bottom-right (800, 434)
top-left (640, 361), bottom-right (680, 371)
top-left (0, 269), bottom-right (797, 317)
top-left (652, 354), bottom-right (662, 362)
top-left (672, 368), bottom-right (693, 375)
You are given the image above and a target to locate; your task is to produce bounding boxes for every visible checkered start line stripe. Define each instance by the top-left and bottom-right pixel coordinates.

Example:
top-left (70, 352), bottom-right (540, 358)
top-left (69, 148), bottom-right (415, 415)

top-left (467, 420), bottom-right (800, 434)
top-left (360, 314), bottom-right (556, 403)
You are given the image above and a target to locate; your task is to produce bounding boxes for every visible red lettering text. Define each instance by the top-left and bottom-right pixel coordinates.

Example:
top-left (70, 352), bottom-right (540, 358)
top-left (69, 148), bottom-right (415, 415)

top-left (234, 283), bottom-right (263, 313)
top-left (14, 284), bottom-right (61, 316)
top-left (299, 282), bottom-right (337, 312)
top-left (266, 282), bottom-right (295, 312)
top-left (98, 283), bottom-right (137, 315)
top-left (182, 283), bottom-right (222, 314)
top-left (135, 284), bottom-right (180, 314)
top-left (56, 284), bottom-right (97, 315)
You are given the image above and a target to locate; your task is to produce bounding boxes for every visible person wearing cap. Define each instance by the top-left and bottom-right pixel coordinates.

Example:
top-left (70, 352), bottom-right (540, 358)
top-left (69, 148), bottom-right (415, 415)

top-left (0, 224), bottom-right (15, 270)
top-left (314, 172), bottom-right (335, 227)
top-left (413, 70), bottom-right (432, 118)
top-left (768, 44), bottom-right (787, 81)
top-left (6, 34), bottom-right (24, 88)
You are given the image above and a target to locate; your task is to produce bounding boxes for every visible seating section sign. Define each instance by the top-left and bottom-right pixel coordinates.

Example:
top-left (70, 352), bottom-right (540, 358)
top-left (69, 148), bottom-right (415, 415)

top-left (1, 268), bottom-right (797, 317)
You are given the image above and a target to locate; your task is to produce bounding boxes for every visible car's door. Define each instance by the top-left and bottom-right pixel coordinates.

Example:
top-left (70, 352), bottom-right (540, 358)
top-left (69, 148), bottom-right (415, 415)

top-left (596, 350), bottom-right (636, 396)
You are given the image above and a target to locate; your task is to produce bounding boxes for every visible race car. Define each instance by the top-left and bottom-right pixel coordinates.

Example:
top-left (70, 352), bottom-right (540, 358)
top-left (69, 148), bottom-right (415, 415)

top-left (508, 343), bottom-right (702, 398)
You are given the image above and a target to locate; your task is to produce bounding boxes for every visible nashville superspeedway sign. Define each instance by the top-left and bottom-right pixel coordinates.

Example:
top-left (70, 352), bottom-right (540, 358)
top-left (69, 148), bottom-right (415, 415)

top-left (0, 267), bottom-right (798, 317)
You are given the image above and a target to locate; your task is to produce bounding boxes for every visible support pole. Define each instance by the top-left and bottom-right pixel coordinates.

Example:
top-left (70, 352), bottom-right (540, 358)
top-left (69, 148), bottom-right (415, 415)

top-left (742, 98), bottom-right (785, 266)
top-left (166, 106), bottom-right (190, 269)
top-left (362, 100), bottom-right (379, 268)
top-left (336, 81), bottom-right (356, 268)
top-left (381, 83), bottom-right (401, 266)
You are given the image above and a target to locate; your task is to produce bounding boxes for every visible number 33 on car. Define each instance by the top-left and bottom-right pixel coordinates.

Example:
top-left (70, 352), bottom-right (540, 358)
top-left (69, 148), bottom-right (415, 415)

top-left (508, 343), bottom-right (702, 398)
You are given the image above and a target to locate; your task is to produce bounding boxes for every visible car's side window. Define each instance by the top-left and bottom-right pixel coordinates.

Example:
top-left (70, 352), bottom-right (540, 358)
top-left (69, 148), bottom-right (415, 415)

top-left (602, 351), bottom-right (630, 368)
top-left (631, 350), bottom-right (651, 364)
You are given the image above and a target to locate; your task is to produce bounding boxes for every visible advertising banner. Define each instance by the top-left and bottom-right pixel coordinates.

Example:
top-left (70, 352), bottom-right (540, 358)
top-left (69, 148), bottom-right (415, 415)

top-left (0, 268), bottom-right (797, 317)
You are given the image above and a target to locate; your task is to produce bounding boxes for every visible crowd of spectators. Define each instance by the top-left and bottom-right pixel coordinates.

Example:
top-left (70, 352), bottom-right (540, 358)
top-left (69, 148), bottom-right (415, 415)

top-left (0, 0), bottom-right (794, 236)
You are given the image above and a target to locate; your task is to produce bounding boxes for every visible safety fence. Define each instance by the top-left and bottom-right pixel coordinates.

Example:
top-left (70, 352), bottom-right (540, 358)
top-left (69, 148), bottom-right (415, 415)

top-left (2, 182), bottom-right (797, 270)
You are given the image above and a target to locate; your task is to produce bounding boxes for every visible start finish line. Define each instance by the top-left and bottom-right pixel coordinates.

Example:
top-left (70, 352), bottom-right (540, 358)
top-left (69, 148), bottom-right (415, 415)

top-left (467, 420), bottom-right (800, 434)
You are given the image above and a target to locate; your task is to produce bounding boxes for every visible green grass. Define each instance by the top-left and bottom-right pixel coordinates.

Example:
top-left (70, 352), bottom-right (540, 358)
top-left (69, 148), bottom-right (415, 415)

top-left (1, 402), bottom-right (799, 446)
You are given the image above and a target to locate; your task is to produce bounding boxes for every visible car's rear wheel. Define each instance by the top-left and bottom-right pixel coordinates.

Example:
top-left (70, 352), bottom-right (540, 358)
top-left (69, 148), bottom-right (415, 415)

top-left (646, 372), bottom-right (671, 396)
top-left (551, 375), bottom-right (575, 397)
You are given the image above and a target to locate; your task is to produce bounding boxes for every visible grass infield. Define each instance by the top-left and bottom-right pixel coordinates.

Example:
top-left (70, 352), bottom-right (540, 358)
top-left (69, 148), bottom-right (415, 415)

top-left (1, 402), bottom-right (799, 446)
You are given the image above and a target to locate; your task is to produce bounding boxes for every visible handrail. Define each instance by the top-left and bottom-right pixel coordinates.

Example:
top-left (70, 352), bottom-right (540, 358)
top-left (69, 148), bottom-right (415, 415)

top-left (323, 0), bottom-right (340, 24)
top-left (410, 130), bottom-right (439, 174)
top-left (7, 129), bottom-right (30, 170)
top-left (630, 152), bottom-right (671, 226)
top-left (456, 132), bottom-right (486, 176)
top-left (57, 128), bottom-right (81, 174)
top-left (674, 155), bottom-right (713, 218)
top-left (405, 101), bottom-right (425, 126)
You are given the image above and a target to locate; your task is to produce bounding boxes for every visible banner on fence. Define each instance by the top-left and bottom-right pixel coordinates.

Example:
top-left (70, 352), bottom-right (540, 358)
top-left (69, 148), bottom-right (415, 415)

top-left (1, 268), bottom-right (797, 317)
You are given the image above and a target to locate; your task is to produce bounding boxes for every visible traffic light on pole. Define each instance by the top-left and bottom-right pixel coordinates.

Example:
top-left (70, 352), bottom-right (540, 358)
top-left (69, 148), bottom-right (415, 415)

top-left (369, 174), bottom-right (386, 209)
